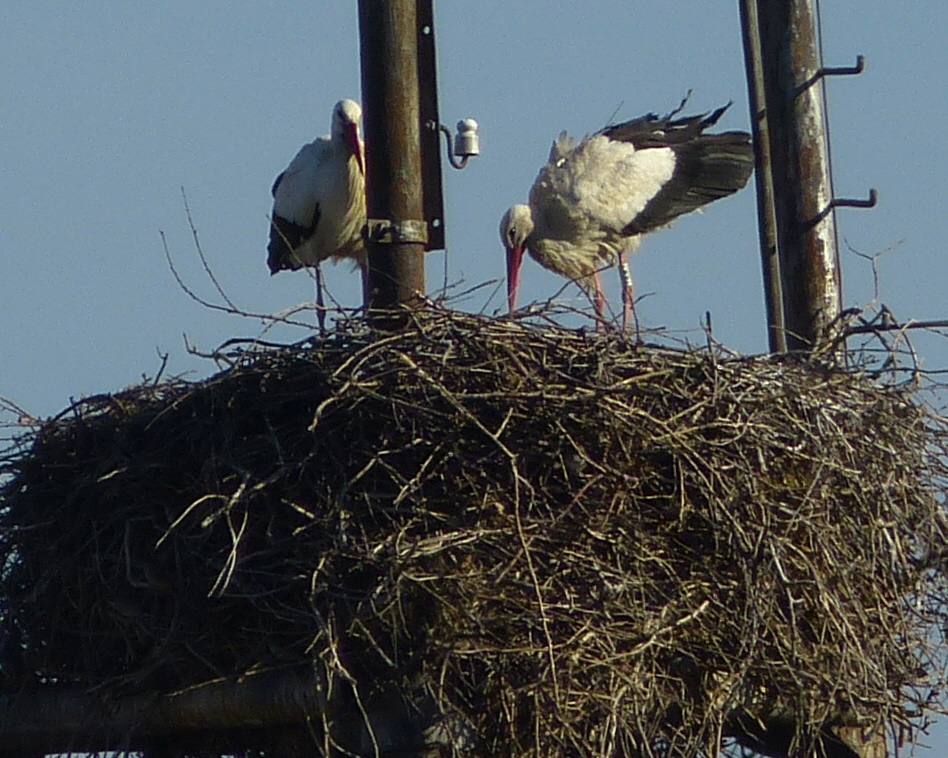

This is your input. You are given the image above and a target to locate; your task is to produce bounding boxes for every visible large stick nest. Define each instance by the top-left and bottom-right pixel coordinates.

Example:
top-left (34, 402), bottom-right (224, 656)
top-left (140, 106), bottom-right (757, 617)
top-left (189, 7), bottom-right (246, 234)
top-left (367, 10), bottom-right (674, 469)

top-left (2, 309), bottom-right (948, 756)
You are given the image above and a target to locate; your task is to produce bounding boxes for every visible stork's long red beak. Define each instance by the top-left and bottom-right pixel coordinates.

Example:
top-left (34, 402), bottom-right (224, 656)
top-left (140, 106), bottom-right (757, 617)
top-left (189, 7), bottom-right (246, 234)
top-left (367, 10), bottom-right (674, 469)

top-left (345, 123), bottom-right (364, 175)
top-left (506, 244), bottom-right (524, 313)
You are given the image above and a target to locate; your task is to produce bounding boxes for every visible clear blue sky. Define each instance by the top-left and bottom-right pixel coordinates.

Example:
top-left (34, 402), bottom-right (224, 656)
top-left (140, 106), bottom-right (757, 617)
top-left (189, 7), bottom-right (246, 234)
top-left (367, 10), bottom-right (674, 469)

top-left (2, 1), bottom-right (947, 752)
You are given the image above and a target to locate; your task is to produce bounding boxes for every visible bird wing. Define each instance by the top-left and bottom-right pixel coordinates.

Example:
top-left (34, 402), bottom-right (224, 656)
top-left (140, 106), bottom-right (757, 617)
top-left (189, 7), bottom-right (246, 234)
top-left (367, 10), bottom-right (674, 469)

top-left (271, 138), bottom-right (332, 230)
top-left (535, 129), bottom-right (678, 237)
top-left (600, 104), bottom-right (754, 235)
top-left (600, 103), bottom-right (731, 149)
top-left (267, 138), bottom-right (333, 269)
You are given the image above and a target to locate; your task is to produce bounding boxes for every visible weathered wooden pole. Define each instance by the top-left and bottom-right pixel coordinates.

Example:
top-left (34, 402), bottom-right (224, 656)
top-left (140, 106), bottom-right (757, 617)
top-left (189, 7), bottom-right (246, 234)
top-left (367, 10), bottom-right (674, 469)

top-left (358, 0), bottom-right (428, 316)
top-left (755, 0), bottom-right (842, 350)
top-left (738, 0), bottom-right (787, 354)
top-left (0, 666), bottom-right (324, 755)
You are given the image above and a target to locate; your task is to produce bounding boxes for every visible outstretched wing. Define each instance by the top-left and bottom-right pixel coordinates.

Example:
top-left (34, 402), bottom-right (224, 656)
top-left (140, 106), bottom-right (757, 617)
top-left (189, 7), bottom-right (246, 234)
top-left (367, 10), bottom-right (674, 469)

top-left (600, 102), bottom-right (731, 149)
top-left (540, 127), bottom-right (678, 236)
top-left (601, 103), bottom-right (754, 235)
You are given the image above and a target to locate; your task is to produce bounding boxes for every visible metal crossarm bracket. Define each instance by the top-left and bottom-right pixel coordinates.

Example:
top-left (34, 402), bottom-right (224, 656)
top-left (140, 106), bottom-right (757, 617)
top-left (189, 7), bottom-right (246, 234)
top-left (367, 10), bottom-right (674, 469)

top-left (365, 218), bottom-right (429, 245)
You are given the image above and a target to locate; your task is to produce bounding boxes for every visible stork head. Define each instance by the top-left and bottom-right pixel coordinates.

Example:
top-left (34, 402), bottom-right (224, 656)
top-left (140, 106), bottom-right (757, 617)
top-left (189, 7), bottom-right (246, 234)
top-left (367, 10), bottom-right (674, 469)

top-left (333, 99), bottom-right (364, 175)
top-left (500, 204), bottom-right (534, 313)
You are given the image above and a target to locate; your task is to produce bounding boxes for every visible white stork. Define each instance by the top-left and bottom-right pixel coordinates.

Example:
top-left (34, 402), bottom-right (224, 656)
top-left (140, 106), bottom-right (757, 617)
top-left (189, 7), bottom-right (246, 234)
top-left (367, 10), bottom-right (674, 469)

top-left (268, 99), bottom-right (366, 326)
top-left (501, 102), bottom-right (754, 329)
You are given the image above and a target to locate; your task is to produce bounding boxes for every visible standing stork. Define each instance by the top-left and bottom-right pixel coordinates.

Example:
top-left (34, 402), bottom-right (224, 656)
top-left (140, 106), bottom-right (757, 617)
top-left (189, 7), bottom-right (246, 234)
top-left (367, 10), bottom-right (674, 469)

top-left (268, 99), bottom-right (366, 328)
top-left (501, 101), bottom-right (754, 330)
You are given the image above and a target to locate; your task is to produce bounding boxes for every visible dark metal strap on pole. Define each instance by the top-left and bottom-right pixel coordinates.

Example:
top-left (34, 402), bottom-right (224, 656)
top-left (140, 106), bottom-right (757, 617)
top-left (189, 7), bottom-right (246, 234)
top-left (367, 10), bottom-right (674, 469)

top-left (358, 0), bottom-right (428, 319)
top-left (417, 0), bottom-right (446, 251)
top-left (739, 0), bottom-right (787, 354)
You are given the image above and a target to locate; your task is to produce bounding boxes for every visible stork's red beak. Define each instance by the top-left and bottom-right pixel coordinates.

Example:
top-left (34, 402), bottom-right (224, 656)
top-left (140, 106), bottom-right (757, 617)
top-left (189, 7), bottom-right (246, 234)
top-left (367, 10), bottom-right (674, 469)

top-left (345, 123), bottom-right (364, 175)
top-left (505, 244), bottom-right (524, 313)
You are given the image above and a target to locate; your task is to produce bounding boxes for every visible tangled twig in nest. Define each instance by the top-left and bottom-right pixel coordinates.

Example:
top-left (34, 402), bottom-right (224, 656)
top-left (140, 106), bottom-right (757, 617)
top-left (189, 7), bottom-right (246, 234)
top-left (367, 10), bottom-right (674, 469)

top-left (1, 308), bottom-right (947, 756)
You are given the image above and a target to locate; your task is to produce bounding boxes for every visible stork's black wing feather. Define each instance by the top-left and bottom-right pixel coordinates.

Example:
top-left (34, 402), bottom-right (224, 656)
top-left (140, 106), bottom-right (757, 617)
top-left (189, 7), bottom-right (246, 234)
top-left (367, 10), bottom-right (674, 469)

top-left (599, 102), bottom-right (754, 235)
top-left (601, 102), bottom-right (733, 151)
top-left (267, 207), bottom-right (319, 274)
top-left (621, 132), bottom-right (754, 235)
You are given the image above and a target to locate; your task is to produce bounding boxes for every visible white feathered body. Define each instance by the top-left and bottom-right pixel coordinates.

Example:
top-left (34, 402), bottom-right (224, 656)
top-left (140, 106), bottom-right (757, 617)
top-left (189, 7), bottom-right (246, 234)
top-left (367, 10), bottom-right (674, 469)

top-left (527, 132), bottom-right (677, 288)
top-left (271, 138), bottom-right (366, 269)
top-left (527, 132), bottom-right (675, 288)
top-left (268, 99), bottom-right (366, 275)
top-left (517, 104), bottom-right (754, 294)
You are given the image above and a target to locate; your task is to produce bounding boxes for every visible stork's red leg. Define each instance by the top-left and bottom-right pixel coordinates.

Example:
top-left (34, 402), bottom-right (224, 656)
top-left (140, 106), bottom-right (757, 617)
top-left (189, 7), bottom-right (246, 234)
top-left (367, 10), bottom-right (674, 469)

top-left (593, 270), bottom-right (607, 331)
top-left (314, 262), bottom-right (327, 334)
top-left (618, 252), bottom-right (635, 335)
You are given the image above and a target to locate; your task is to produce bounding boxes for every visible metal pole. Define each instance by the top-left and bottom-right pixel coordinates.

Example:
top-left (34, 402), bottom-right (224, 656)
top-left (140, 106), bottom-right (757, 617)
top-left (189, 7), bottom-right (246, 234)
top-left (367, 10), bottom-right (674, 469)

top-left (757, 0), bottom-right (842, 350)
top-left (738, 0), bottom-right (787, 354)
top-left (358, 0), bottom-right (427, 317)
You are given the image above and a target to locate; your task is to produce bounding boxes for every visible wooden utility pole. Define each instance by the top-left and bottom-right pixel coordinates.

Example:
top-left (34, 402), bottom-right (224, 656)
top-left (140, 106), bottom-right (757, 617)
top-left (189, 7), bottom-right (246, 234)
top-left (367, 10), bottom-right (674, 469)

top-left (358, 0), bottom-right (428, 315)
top-left (746, 0), bottom-right (842, 351)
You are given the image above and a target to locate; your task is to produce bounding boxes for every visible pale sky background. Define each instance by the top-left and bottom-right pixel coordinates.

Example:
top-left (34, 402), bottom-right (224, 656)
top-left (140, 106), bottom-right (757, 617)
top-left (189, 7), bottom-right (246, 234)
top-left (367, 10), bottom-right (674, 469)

top-left (2, 1), bottom-right (947, 753)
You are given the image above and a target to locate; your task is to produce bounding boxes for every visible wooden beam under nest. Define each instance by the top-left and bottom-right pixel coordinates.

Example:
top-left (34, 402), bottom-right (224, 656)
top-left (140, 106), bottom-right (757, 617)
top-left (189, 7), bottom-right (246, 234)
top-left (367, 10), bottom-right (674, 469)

top-left (0, 666), bottom-right (322, 754)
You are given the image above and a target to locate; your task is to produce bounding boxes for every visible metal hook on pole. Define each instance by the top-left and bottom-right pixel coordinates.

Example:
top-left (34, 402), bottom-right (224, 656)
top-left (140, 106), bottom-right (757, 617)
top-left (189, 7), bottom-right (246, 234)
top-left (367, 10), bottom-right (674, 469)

top-left (830, 188), bottom-right (878, 210)
top-left (818, 54), bottom-right (865, 79)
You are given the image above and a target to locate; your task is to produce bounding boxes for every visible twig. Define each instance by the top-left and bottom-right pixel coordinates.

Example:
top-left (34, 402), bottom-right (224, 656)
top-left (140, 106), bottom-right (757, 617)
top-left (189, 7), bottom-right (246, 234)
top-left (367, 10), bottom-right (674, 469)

top-left (180, 187), bottom-right (238, 311)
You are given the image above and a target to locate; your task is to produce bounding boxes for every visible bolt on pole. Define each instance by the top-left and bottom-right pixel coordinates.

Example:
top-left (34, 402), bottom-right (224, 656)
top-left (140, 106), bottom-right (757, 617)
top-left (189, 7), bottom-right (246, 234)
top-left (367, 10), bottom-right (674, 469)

top-left (358, 0), bottom-right (428, 319)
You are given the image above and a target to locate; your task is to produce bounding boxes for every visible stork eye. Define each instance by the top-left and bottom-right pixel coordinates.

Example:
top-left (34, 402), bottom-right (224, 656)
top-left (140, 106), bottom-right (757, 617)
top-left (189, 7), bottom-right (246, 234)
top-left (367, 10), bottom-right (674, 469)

top-left (508, 227), bottom-right (518, 245)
